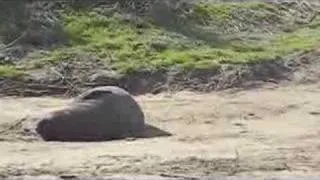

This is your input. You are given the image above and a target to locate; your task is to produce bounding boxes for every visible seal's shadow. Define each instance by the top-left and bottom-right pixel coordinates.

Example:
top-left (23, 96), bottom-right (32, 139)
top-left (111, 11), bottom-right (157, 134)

top-left (139, 124), bottom-right (172, 139)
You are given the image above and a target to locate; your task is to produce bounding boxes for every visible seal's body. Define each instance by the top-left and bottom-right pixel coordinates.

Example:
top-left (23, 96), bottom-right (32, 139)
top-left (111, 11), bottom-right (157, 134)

top-left (35, 86), bottom-right (145, 141)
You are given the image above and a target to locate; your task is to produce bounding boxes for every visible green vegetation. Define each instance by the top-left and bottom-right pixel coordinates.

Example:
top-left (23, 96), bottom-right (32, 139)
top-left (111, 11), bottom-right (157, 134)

top-left (27, 2), bottom-right (320, 75)
top-left (193, 2), bottom-right (279, 24)
top-left (0, 65), bottom-right (24, 78)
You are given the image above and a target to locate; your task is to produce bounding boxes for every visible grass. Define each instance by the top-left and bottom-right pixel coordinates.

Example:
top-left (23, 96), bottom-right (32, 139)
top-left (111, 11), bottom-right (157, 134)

top-left (26, 2), bottom-right (320, 75)
top-left (0, 65), bottom-right (24, 78)
top-left (193, 2), bottom-right (280, 24)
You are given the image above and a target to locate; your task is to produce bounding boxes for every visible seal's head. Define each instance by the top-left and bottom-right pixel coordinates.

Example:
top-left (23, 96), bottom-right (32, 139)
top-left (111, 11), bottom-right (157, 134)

top-left (36, 118), bottom-right (55, 141)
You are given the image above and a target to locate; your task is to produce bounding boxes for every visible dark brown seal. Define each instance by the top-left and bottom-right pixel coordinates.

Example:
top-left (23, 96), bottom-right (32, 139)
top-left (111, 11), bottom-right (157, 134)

top-left (35, 86), bottom-right (145, 141)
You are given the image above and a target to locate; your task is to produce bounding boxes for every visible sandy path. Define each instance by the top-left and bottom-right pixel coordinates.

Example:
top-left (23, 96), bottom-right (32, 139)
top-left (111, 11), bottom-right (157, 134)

top-left (0, 83), bottom-right (320, 177)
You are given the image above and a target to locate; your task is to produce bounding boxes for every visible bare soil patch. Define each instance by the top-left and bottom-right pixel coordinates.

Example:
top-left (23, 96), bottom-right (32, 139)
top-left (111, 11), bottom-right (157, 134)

top-left (1, 81), bottom-right (320, 177)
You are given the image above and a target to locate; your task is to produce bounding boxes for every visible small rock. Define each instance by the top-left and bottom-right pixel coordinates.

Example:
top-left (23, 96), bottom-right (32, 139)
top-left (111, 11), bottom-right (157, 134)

top-left (89, 70), bottom-right (121, 83)
top-left (0, 53), bottom-right (5, 60)
top-left (26, 70), bottom-right (60, 83)
top-left (233, 122), bottom-right (244, 127)
top-left (309, 111), bottom-right (320, 115)
top-left (4, 56), bottom-right (10, 62)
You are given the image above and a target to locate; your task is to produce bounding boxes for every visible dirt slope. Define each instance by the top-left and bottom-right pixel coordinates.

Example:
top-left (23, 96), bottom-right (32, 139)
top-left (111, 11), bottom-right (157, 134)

top-left (1, 0), bottom-right (320, 97)
top-left (1, 81), bottom-right (320, 177)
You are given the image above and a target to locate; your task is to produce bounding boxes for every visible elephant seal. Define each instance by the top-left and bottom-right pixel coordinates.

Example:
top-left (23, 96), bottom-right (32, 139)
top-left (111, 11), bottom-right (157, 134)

top-left (35, 86), bottom-right (145, 141)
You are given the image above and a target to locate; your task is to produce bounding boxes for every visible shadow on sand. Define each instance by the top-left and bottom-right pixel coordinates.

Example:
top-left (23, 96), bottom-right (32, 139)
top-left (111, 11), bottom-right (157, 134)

top-left (139, 124), bottom-right (172, 139)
